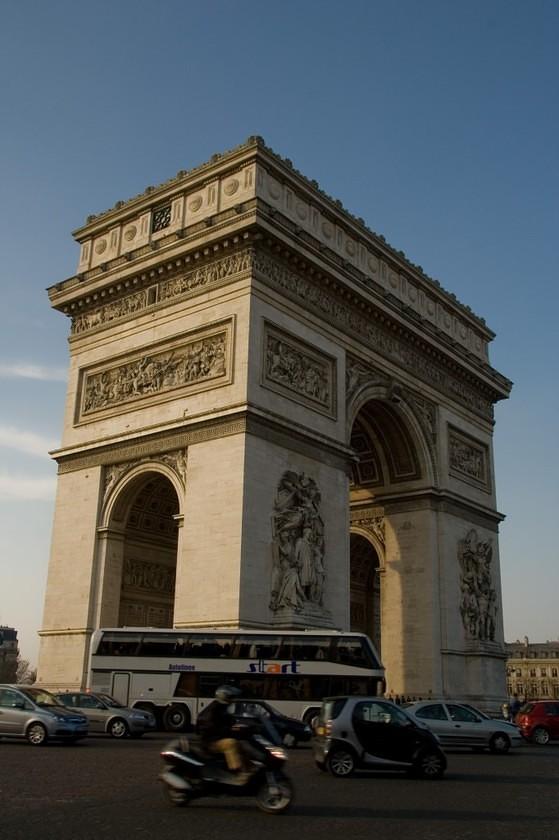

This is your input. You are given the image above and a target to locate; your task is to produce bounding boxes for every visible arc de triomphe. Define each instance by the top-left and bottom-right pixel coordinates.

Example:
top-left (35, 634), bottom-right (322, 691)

top-left (37, 137), bottom-right (511, 705)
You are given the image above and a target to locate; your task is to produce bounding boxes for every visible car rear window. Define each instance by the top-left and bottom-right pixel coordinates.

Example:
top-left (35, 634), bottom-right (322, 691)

top-left (320, 698), bottom-right (347, 721)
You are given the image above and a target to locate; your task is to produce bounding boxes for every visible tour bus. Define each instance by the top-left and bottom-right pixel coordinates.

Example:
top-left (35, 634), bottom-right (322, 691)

top-left (87, 627), bottom-right (385, 731)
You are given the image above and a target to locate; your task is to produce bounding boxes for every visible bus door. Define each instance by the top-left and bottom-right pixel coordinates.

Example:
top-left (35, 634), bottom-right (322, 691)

top-left (111, 672), bottom-right (131, 706)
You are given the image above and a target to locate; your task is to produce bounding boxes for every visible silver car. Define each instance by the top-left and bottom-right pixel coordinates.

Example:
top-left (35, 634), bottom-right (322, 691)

top-left (0, 684), bottom-right (89, 745)
top-left (403, 700), bottom-right (524, 753)
top-left (55, 691), bottom-right (156, 738)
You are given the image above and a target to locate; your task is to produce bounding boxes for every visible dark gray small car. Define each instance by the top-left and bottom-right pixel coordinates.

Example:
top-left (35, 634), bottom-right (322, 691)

top-left (55, 691), bottom-right (156, 738)
top-left (314, 696), bottom-right (446, 779)
top-left (0, 684), bottom-right (89, 745)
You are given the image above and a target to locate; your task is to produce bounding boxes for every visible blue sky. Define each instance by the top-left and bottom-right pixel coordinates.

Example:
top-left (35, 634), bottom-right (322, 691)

top-left (0, 0), bottom-right (557, 665)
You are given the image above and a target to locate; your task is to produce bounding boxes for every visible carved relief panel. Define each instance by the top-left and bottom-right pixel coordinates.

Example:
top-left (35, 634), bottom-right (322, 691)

top-left (448, 425), bottom-right (490, 491)
top-left (262, 322), bottom-right (337, 418)
top-left (76, 319), bottom-right (233, 422)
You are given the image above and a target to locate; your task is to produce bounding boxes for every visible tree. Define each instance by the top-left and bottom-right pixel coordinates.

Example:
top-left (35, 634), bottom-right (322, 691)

top-left (15, 658), bottom-right (37, 684)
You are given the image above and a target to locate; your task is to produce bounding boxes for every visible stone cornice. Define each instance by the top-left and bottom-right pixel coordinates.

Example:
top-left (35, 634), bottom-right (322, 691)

top-left (53, 405), bottom-right (353, 475)
top-left (379, 488), bottom-right (504, 530)
top-left (59, 137), bottom-right (495, 345)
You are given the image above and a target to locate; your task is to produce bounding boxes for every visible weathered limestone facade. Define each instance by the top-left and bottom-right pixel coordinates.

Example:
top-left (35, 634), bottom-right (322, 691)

top-left (37, 137), bottom-right (512, 706)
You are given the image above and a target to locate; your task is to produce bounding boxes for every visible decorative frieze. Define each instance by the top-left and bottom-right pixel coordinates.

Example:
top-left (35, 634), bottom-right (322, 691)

top-left (254, 249), bottom-right (494, 418)
top-left (77, 320), bottom-right (232, 421)
top-left (262, 322), bottom-right (337, 418)
top-left (448, 426), bottom-right (490, 490)
top-left (122, 557), bottom-right (175, 594)
top-left (71, 249), bottom-right (252, 335)
top-left (458, 529), bottom-right (497, 642)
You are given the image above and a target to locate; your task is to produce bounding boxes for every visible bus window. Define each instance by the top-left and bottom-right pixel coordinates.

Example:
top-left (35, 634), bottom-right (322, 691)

top-left (174, 672), bottom-right (198, 697)
top-left (278, 635), bottom-right (333, 661)
top-left (184, 636), bottom-right (233, 658)
top-left (232, 636), bottom-right (280, 660)
top-left (140, 633), bottom-right (182, 657)
top-left (333, 638), bottom-right (373, 668)
top-left (96, 632), bottom-right (141, 656)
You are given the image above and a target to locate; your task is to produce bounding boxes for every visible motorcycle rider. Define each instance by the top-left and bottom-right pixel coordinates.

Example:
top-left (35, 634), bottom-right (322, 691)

top-left (196, 685), bottom-right (253, 784)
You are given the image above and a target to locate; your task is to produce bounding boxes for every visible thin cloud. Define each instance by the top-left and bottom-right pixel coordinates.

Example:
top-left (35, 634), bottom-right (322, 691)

top-left (0, 473), bottom-right (56, 501)
top-left (0, 427), bottom-right (58, 457)
top-left (0, 362), bottom-right (67, 382)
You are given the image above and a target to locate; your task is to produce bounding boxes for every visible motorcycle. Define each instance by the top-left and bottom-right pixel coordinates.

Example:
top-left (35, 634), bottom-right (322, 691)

top-left (159, 716), bottom-right (294, 814)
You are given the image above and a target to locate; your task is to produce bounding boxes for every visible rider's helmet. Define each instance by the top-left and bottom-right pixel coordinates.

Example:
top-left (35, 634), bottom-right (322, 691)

top-left (215, 685), bottom-right (241, 705)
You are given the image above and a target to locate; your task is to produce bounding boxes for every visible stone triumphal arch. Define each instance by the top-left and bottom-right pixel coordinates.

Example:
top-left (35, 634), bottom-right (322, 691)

top-left (37, 137), bottom-right (511, 705)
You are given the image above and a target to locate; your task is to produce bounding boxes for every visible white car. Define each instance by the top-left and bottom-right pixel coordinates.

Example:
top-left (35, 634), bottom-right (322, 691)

top-left (403, 700), bottom-right (524, 754)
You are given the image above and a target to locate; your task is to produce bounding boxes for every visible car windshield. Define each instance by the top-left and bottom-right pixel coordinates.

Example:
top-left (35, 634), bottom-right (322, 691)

top-left (96, 693), bottom-right (124, 708)
top-left (20, 688), bottom-right (63, 707)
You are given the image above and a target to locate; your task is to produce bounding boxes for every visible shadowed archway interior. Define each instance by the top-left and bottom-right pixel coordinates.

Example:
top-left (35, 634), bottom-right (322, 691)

top-left (118, 475), bottom-right (179, 628)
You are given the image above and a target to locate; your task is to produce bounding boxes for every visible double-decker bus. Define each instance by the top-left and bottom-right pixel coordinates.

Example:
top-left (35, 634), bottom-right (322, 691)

top-left (88, 627), bottom-right (385, 731)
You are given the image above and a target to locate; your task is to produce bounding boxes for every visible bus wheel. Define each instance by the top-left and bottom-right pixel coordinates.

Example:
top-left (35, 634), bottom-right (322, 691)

top-left (163, 705), bottom-right (190, 732)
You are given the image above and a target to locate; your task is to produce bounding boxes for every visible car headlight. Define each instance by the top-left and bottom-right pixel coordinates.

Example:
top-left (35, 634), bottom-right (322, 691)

top-left (51, 713), bottom-right (70, 723)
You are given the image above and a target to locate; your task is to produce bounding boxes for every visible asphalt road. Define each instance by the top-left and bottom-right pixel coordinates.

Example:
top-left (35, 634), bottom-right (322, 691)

top-left (1, 734), bottom-right (558, 840)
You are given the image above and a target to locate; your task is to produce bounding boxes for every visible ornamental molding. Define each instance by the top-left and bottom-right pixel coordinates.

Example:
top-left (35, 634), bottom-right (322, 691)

top-left (350, 506), bottom-right (385, 547)
top-left (70, 247), bottom-right (252, 336)
top-left (76, 319), bottom-right (233, 422)
top-left (102, 448), bottom-right (188, 509)
top-left (262, 321), bottom-right (337, 419)
top-left (448, 424), bottom-right (491, 491)
top-left (56, 419), bottom-right (247, 475)
top-left (122, 557), bottom-right (175, 594)
top-left (253, 247), bottom-right (495, 419)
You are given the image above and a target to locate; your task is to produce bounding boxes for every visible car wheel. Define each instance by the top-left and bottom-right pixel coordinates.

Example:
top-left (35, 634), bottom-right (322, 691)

top-left (108, 718), bottom-right (129, 739)
top-left (412, 750), bottom-right (446, 779)
top-left (327, 748), bottom-right (356, 777)
top-left (532, 726), bottom-right (550, 746)
top-left (303, 709), bottom-right (320, 730)
top-left (163, 705), bottom-right (190, 732)
top-left (489, 733), bottom-right (511, 754)
top-left (26, 722), bottom-right (48, 746)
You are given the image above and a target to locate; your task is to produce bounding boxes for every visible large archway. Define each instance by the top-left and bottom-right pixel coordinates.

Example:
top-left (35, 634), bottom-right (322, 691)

top-left (349, 393), bottom-right (431, 691)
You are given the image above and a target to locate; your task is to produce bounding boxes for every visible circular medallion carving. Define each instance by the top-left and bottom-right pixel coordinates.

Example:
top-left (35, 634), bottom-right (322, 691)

top-left (95, 239), bottom-right (107, 255)
top-left (427, 298), bottom-right (435, 315)
top-left (124, 226), bottom-right (137, 242)
top-left (345, 239), bottom-right (356, 256)
top-left (322, 221), bottom-right (333, 239)
top-left (459, 324), bottom-right (467, 339)
top-left (223, 179), bottom-right (239, 196)
top-left (389, 273), bottom-right (398, 289)
top-left (188, 195), bottom-right (203, 212)
top-left (367, 255), bottom-right (378, 273)
top-left (268, 178), bottom-right (281, 200)
top-left (296, 202), bottom-right (307, 221)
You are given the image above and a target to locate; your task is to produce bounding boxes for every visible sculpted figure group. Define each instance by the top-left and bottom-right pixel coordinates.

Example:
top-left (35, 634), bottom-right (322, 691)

top-left (83, 335), bottom-right (226, 413)
top-left (458, 528), bottom-right (497, 642)
top-left (269, 471), bottom-right (326, 613)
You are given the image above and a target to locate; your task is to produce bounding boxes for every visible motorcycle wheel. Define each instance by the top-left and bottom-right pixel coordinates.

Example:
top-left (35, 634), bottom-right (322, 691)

top-left (255, 776), bottom-right (293, 814)
top-left (164, 785), bottom-right (192, 807)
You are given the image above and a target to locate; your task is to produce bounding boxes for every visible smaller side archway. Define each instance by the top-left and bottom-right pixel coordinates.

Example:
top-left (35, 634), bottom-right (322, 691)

top-left (93, 464), bottom-right (183, 631)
